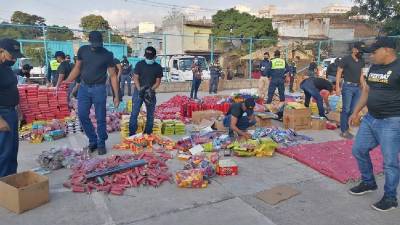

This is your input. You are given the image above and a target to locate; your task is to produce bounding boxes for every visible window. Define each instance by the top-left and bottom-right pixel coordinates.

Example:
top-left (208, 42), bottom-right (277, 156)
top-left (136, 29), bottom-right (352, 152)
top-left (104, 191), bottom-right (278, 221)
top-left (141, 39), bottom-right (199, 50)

top-left (173, 60), bottom-right (178, 69)
top-left (147, 42), bottom-right (152, 47)
top-left (300, 20), bottom-right (304, 29)
top-left (159, 42), bottom-right (163, 51)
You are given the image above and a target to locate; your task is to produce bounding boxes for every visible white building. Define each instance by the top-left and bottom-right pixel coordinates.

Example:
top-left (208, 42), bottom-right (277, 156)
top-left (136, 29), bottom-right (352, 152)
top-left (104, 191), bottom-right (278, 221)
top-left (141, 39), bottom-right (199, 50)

top-left (321, 4), bottom-right (351, 14)
top-left (234, 5), bottom-right (252, 13)
top-left (138, 22), bottom-right (155, 34)
top-left (258, 5), bottom-right (277, 18)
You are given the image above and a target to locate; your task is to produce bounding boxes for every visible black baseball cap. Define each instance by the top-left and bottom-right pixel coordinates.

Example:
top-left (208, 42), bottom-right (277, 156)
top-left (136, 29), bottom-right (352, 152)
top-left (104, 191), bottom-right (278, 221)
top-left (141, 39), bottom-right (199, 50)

top-left (244, 98), bottom-right (256, 110)
top-left (55, 51), bottom-right (65, 58)
top-left (0, 38), bottom-right (24, 58)
top-left (144, 46), bottom-right (156, 59)
top-left (364, 37), bottom-right (397, 53)
top-left (22, 64), bottom-right (33, 70)
top-left (351, 41), bottom-right (366, 51)
top-left (89, 31), bottom-right (103, 47)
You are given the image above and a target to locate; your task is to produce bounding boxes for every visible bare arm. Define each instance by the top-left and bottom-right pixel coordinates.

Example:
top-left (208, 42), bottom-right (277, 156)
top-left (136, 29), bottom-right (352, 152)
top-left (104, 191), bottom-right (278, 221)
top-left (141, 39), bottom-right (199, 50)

top-left (230, 116), bottom-right (250, 137)
top-left (65, 61), bottom-right (81, 83)
top-left (116, 64), bottom-right (122, 79)
top-left (107, 67), bottom-right (119, 98)
top-left (56, 74), bottom-right (64, 88)
top-left (336, 67), bottom-right (343, 92)
top-left (152, 78), bottom-right (161, 90)
top-left (133, 74), bottom-right (141, 90)
top-left (353, 79), bottom-right (369, 115)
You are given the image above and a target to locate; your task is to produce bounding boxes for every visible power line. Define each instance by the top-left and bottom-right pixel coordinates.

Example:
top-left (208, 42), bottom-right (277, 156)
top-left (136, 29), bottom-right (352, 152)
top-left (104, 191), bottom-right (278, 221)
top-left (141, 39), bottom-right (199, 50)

top-left (124, 0), bottom-right (219, 12)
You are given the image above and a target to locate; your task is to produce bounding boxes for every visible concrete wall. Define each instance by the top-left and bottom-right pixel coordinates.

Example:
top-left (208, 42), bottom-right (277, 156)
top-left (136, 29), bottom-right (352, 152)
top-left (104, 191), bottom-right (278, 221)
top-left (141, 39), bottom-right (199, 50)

top-left (182, 26), bottom-right (211, 52)
top-left (328, 28), bottom-right (354, 40)
top-left (157, 79), bottom-right (259, 93)
top-left (163, 26), bottom-right (184, 55)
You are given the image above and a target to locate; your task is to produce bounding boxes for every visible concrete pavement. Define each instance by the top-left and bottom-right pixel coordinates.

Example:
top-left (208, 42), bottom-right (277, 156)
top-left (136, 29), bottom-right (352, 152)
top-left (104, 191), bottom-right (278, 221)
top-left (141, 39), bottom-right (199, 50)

top-left (1, 90), bottom-right (399, 225)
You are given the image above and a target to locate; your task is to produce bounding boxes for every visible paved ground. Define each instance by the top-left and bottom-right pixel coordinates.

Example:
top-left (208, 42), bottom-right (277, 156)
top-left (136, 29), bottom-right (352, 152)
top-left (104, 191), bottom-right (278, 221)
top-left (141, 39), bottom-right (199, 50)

top-left (1, 90), bottom-right (399, 225)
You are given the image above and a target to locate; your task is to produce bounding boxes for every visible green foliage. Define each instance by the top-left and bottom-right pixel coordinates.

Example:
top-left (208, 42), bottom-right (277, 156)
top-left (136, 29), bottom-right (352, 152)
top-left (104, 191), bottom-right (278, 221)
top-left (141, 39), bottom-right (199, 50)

top-left (212, 9), bottom-right (277, 39)
top-left (11, 11), bottom-right (45, 25)
top-left (80, 14), bottom-right (110, 31)
top-left (111, 34), bottom-right (125, 44)
top-left (354, 0), bottom-right (400, 35)
top-left (46, 25), bottom-right (74, 41)
top-left (23, 45), bottom-right (48, 66)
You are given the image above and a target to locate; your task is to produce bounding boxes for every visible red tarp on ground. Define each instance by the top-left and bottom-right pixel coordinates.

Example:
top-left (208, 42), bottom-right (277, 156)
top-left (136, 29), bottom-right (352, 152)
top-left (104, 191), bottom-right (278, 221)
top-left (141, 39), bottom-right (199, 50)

top-left (277, 140), bottom-right (384, 184)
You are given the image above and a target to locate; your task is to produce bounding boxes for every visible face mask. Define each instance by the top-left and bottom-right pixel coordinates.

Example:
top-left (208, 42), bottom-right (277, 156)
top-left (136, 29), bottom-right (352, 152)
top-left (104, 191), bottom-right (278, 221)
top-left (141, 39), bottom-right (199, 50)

top-left (2, 60), bottom-right (16, 67)
top-left (145, 59), bottom-right (155, 65)
top-left (264, 57), bottom-right (269, 61)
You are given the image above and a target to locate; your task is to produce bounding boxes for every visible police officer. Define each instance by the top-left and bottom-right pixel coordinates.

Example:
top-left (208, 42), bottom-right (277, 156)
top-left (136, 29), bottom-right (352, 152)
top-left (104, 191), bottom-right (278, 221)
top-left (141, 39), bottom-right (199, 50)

top-left (223, 98), bottom-right (256, 139)
top-left (300, 77), bottom-right (333, 118)
top-left (48, 54), bottom-right (60, 87)
top-left (0, 38), bottom-right (24, 177)
top-left (65, 31), bottom-right (120, 155)
top-left (209, 63), bottom-right (221, 94)
top-left (266, 50), bottom-right (289, 109)
top-left (120, 56), bottom-right (133, 97)
top-left (349, 37), bottom-right (400, 212)
top-left (129, 46), bottom-right (162, 136)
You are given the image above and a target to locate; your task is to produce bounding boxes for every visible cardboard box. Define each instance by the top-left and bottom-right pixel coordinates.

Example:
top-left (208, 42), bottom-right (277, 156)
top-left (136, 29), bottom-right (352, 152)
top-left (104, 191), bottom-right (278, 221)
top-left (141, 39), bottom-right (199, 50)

top-left (327, 111), bottom-right (340, 123)
top-left (192, 110), bottom-right (224, 124)
top-left (0, 171), bottom-right (49, 214)
top-left (255, 115), bottom-right (272, 127)
top-left (311, 118), bottom-right (327, 130)
top-left (283, 108), bottom-right (311, 131)
top-left (212, 120), bottom-right (227, 132)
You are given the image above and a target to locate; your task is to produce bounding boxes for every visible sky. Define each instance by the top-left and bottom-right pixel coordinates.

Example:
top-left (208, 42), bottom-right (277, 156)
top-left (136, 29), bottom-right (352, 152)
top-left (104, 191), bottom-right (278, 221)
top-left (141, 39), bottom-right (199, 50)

top-left (0, 0), bottom-right (353, 30)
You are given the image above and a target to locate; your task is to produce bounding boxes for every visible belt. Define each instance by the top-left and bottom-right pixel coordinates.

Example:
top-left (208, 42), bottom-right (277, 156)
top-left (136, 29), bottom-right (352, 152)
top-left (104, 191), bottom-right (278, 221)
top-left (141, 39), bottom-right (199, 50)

top-left (344, 81), bottom-right (359, 86)
top-left (81, 82), bottom-right (105, 87)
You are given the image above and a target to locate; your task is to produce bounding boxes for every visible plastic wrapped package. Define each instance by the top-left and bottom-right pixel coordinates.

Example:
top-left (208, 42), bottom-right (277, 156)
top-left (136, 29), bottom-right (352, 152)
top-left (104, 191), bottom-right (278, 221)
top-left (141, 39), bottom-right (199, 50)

top-left (175, 169), bottom-right (208, 188)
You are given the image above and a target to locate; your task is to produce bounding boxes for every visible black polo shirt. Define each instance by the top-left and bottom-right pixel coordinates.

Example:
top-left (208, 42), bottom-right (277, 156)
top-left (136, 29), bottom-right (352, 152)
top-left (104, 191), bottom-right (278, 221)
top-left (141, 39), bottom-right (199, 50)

top-left (77, 45), bottom-right (114, 84)
top-left (366, 58), bottom-right (400, 119)
top-left (0, 64), bottom-right (19, 107)
top-left (338, 55), bottom-right (365, 84)
top-left (133, 60), bottom-right (163, 88)
top-left (57, 61), bottom-right (72, 80)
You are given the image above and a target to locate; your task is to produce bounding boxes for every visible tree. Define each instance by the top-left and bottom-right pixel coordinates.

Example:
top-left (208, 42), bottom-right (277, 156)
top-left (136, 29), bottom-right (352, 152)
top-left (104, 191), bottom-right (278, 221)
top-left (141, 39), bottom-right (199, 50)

top-left (211, 9), bottom-right (277, 53)
top-left (46, 25), bottom-right (74, 41)
top-left (354, 0), bottom-right (400, 35)
top-left (212, 9), bottom-right (277, 39)
top-left (80, 14), bottom-right (110, 31)
top-left (11, 11), bottom-right (45, 26)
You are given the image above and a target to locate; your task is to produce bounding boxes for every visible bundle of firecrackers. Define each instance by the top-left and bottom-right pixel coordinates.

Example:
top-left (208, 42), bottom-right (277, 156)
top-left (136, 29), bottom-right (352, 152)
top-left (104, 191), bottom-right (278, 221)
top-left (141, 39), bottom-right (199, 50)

top-left (37, 147), bottom-right (90, 170)
top-left (113, 134), bottom-right (175, 153)
top-left (252, 127), bottom-right (313, 147)
top-left (227, 138), bottom-right (278, 157)
top-left (20, 119), bottom-right (67, 143)
top-left (176, 152), bottom-right (219, 188)
top-left (161, 120), bottom-right (186, 136)
top-left (18, 84), bottom-right (71, 123)
top-left (64, 152), bottom-right (173, 195)
top-left (174, 131), bottom-right (222, 152)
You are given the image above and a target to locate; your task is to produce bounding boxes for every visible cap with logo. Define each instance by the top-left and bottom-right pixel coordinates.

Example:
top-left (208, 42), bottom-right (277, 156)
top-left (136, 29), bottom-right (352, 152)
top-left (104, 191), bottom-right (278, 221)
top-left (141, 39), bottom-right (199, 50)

top-left (352, 41), bottom-right (366, 51)
top-left (0, 38), bottom-right (24, 58)
top-left (364, 36), bottom-right (397, 53)
top-left (89, 31), bottom-right (103, 48)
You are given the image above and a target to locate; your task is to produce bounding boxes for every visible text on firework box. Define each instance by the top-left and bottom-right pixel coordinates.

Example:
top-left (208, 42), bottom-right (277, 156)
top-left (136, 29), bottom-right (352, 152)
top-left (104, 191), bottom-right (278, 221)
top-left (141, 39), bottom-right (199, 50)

top-left (311, 118), bottom-right (327, 130)
top-left (283, 108), bottom-right (312, 131)
top-left (0, 171), bottom-right (49, 214)
top-left (191, 110), bottom-right (224, 124)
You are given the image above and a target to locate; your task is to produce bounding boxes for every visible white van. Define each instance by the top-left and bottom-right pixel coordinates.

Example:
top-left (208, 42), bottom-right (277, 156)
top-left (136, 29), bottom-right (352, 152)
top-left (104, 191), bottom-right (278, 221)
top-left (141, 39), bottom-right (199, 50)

top-left (162, 55), bottom-right (210, 82)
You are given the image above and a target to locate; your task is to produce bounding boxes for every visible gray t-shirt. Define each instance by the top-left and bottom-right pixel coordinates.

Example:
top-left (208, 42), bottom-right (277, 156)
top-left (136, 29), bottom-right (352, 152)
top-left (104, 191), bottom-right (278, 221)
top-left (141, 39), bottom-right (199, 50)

top-left (338, 55), bottom-right (365, 84)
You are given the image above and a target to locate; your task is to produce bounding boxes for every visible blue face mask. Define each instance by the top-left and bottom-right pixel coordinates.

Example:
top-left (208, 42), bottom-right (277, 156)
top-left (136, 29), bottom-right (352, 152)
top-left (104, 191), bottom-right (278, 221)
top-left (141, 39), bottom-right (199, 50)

top-left (145, 59), bottom-right (155, 65)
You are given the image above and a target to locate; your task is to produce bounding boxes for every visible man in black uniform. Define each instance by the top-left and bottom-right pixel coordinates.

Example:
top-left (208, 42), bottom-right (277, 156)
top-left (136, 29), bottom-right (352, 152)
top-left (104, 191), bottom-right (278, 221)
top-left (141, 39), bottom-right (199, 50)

top-left (349, 37), bottom-right (400, 212)
top-left (326, 58), bottom-right (340, 85)
top-left (223, 98), bottom-right (256, 139)
top-left (300, 77), bottom-right (333, 118)
top-left (55, 51), bottom-right (72, 88)
top-left (129, 47), bottom-right (162, 135)
top-left (66, 31), bottom-right (119, 155)
top-left (120, 56), bottom-right (133, 97)
top-left (336, 42), bottom-right (366, 139)
top-left (0, 38), bottom-right (24, 177)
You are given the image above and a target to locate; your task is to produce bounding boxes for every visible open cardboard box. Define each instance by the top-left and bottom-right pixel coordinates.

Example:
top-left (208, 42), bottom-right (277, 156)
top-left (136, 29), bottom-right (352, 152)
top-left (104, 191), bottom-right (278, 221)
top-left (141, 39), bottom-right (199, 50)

top-left (0, 171), bottom-right (49, 214)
